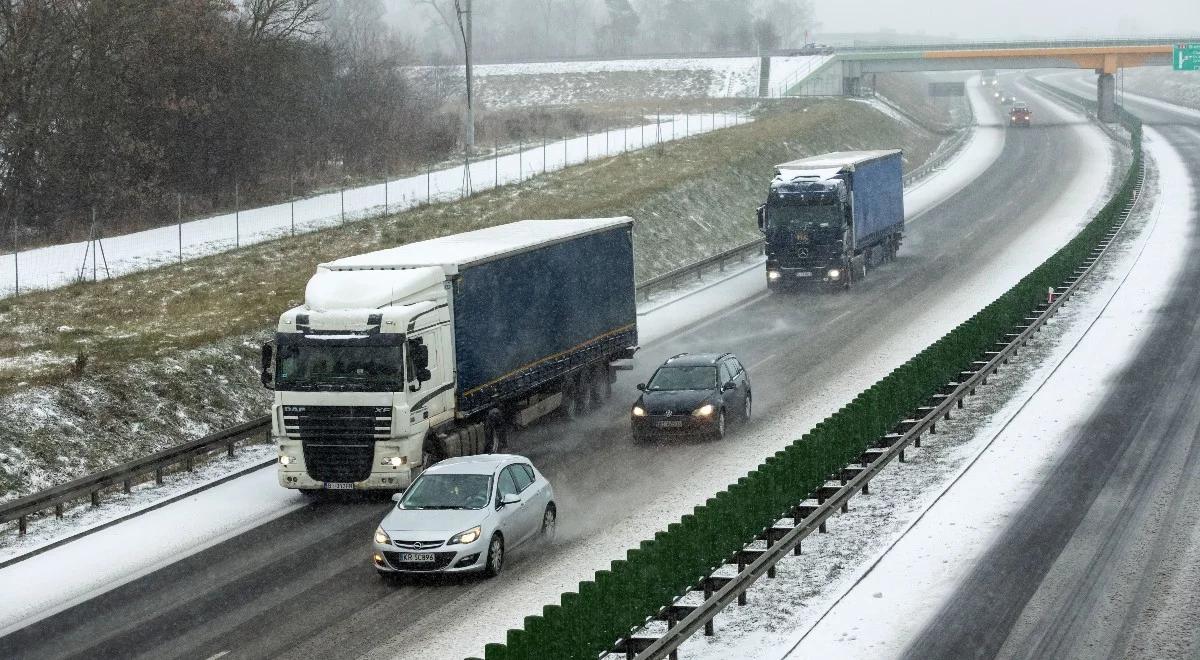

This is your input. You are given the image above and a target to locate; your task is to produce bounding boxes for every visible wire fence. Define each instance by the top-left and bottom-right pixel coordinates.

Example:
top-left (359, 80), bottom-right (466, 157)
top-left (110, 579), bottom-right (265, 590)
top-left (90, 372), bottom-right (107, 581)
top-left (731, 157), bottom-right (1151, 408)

top-left (0, 111), bottom-right (754, 299)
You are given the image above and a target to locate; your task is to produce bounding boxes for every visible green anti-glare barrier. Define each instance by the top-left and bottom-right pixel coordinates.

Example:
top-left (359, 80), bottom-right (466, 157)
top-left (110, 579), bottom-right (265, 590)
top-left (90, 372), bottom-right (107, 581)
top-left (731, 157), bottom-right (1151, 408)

top-left (471, 104), bottom-right (1143, 660)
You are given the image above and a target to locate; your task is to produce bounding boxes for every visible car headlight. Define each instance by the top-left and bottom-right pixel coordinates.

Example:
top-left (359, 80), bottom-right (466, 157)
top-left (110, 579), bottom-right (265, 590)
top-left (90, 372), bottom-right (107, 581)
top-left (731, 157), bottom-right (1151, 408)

top-left (632, 405), bottom-right (647, 417)
top-left (768, 270), bottom-right (782, 281)
top-left (448, 526), bottom-right (482, 545)
top-left (693, 403), bottom-right (715, 417)
top-left (279, 455), bottom-right (293, 466)
top-left (374, 527), bottom-right (392, 545)
top-left (828, 268), bottom-right (841, 280)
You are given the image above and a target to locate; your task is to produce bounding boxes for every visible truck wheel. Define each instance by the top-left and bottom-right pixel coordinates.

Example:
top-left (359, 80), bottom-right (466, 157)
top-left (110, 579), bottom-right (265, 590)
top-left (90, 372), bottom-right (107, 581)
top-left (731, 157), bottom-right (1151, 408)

top-left (590, 366), bottom-right (611, 404)
top-left (574, 373), bottom-right (593, 416)
top-left (562, 382), bottom-right (580, 419)
top-left (485, 410), bottom-right (508, 453)
top-left (422, 435), bottom-right (446, 467)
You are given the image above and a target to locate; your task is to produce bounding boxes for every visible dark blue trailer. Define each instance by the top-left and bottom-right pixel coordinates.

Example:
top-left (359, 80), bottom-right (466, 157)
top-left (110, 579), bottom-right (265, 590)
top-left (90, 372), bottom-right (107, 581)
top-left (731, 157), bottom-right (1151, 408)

top-left (264, 218), bottom-right (639, 490)
top-left (757, 150), bottom-right (904, 289)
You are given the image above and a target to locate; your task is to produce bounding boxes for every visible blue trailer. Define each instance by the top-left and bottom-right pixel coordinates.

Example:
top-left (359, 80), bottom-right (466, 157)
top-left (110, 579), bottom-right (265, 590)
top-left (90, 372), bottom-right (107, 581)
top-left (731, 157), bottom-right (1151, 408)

top-left (263, 218), bottom-right (638, 491)
top-left (756, 150), bottom-right (904, 289)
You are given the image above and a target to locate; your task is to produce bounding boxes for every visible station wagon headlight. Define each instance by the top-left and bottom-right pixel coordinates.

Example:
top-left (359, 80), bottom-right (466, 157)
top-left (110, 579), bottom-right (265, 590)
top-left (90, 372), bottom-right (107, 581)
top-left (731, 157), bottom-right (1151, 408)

top-left (374, 527), bottom-right (392, 545)
top-left (449, 526), bottom-right (482, 545)
top-left (693, 404), bottom-right (715, 417)
top-left (632, 405), bottom-right (647, 417)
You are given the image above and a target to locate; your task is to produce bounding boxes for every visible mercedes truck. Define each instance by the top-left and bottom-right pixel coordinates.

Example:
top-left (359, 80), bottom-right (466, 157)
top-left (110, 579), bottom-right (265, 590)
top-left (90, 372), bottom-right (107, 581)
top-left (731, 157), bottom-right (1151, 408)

top-left (758, 150), bottom-right (904, 290)
top-left (261, 218), bottom-right (638, 492)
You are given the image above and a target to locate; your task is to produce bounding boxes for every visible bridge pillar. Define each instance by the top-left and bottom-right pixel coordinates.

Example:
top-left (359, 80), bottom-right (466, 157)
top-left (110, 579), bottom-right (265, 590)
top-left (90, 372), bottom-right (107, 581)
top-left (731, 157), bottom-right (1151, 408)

top-left (1097, 73), bottom-right (1117, 123)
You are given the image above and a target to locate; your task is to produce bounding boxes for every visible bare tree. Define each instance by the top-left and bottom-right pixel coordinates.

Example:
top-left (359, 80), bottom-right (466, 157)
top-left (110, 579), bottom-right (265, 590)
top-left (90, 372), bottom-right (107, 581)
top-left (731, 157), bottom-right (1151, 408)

top-left (243, 0), bottom-right (326, 41)
top-left (412, 0), bottom-right (463, 53)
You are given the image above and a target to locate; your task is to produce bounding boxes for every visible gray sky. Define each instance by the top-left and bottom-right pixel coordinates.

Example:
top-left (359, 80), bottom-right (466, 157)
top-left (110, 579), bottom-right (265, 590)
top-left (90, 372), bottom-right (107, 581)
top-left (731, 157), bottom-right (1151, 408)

top-left (816, 0), bottom-right (1200, 40)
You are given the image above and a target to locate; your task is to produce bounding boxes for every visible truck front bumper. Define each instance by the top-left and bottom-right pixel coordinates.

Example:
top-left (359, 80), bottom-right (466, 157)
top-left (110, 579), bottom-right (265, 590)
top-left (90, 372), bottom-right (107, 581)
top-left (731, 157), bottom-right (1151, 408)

top-left (766, 266), bottom-right (844, 287)
top-left (278, 468), bottom-right (416, 491)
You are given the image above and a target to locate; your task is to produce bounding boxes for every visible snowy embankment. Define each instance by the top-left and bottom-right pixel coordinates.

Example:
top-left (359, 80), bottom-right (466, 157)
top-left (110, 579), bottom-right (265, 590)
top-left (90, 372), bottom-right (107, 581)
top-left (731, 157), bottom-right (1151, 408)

top-left (435, 55), bottom-right (830, 105)
top-left (0, 112), bottom-right (747, 298)
top-left (783, 125), bottom-right (1189, 660)
top-left (0, 86), bottom-right (994, 636)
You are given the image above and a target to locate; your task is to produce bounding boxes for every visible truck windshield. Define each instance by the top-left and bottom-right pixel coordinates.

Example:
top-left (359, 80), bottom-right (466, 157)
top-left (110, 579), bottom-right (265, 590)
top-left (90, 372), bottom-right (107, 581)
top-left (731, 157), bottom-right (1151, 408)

top-left (276, 344), bottom-right (405, 392)
top-left (767, 204), bottom-right (843, 232)
top-left (647, 366), bottom-right (718, 391)
top-left (399, 474), bottom-right (493, 510)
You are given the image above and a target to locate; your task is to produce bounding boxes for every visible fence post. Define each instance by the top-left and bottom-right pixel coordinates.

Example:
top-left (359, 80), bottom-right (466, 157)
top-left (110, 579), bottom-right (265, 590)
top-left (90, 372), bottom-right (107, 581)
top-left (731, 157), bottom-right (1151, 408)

top-left (289, 178), bottom-right (295, 236)
top-left (91, 207), bottom-right (97, 282)
top-left (606, 128), bottom-right (610, 156)
top-left (177, 194), bottom-right (183, 263)
top-left (11, 218), bottom-right (17, 297)
top-left (585, 128), bottom-right (589, 163)
top-left (518, 140), bottom-right (523, 183)
top-left (564, 133), bottom-right (568, 167)
top-left (495, 139), bottom-right (499, 186)
top-left (384, 168), bottom-right (389, 216)
top-left (234, 182), bottom-right (240, 248)
top-left (340, 185), bottom-right (345, 224)
top-left (427, 166), bottom-right (432, 204)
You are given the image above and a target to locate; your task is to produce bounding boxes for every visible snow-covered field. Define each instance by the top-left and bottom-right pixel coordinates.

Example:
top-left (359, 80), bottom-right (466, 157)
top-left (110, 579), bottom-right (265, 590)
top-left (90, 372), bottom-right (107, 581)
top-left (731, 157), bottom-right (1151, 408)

top-left (782, 125), bottom-right (1189, 660)
top-left (0, 112), bottom-right (748, 299)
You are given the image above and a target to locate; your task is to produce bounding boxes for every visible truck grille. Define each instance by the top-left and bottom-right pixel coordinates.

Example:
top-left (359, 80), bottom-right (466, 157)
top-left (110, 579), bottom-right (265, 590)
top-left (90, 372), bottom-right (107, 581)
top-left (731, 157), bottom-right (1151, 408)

top-left (283, 406), bottom-right (391, 483)
top-left (302, 439), bottom-right (374, 483)
top-left (282, 405), bottom-right (392, 440)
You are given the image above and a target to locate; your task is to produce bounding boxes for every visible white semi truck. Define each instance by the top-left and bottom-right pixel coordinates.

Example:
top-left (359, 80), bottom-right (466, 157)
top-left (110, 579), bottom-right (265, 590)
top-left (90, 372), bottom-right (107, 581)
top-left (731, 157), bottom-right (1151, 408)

top-left (261, 218), bottom-right (639, 492)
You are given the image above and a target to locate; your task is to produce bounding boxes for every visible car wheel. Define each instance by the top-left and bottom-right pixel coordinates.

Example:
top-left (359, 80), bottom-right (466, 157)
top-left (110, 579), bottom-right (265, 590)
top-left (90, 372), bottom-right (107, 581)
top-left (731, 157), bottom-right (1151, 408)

top-left (714, 409), bottom-right (726, 439)
top-left (743, 392), bottom-right (752, 421)
top-left (484, 533), bottom-right (505, 577)
top-left (541, 504), bottom-right (557, 543)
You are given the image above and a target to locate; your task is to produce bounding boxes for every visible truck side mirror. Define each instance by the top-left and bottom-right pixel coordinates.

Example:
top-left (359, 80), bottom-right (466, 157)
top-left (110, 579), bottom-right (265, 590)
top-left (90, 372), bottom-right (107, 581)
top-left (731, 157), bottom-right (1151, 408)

top-left (410, 342), bottom-right (430, 370)
top-left (417, 368), bottom-right (432, 383)
top-left (756, 205), bottom-right (766, 232)
top-left (260, 342), bottom-right (275, 390)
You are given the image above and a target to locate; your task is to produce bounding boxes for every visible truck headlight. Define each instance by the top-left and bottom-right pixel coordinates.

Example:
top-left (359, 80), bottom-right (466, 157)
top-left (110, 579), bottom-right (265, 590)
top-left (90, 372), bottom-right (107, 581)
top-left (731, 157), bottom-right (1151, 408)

top-left (768, 270), bottom-right (782, 281)
top-left (693, 403), bottom-right (715, 417)
top-left (279, 455), bottom-right (294, 466)
top-left (632, 405), bottom-right (647, 417)
top-left (448, 526), bottom-right (482, 545)
top-left (828, 269), bottom-right (841, 280)
top-left (374, 527), bottom-right (392, 545)
top-left (381, 456), bottom-right (407, 467)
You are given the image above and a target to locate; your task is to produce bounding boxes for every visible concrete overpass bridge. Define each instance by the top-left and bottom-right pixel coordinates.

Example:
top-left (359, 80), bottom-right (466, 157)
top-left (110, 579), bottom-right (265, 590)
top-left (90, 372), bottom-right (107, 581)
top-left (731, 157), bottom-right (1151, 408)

top-left (799, 37), bottom-right (1199, 121)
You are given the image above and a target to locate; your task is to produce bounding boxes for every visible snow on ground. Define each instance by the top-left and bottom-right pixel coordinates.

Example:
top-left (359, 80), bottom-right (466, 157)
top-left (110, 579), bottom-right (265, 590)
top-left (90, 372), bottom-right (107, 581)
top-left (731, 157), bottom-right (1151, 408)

top-left (429, 55), bottom-right (830, 102)
top-left (0, 112), bottom-right (748, 298)
top-left (0, 466), bottom-right (306, 637)
top-left (779, 125), bottom-right (1190, 660)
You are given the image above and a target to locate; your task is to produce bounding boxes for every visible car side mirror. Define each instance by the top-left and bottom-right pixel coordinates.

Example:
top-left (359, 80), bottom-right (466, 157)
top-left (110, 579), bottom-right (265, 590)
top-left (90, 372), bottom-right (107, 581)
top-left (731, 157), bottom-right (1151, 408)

top-left (260, 342), bottom-right (275, 390)
top-left (636, 383), bottom-right (646, 391)
top-left (499, 493), bottom-right (521, 507)
top-left (391, 493), bottom-right (403, 503)
top-left (723, 382), bottom-right (736, 391)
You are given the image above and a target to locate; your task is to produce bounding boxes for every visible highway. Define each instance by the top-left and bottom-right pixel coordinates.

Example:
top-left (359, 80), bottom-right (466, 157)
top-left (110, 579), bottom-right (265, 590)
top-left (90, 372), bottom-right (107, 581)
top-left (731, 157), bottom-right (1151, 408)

top-left (900, 75), bottom-right (1200, 660)
top-left (0, 78), bottom-right (1119, 660)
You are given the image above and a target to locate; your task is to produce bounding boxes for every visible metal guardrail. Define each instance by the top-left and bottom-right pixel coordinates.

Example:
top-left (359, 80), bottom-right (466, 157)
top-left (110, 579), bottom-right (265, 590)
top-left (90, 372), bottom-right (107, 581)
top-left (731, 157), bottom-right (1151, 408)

top-left (835, 36), bottom-right (1200, 54)
top-left (635, 239), bottom-right (765, 302)
top-left (0, 417), bottom-right (270, 536)
top-left (617, 100), bottom-right (1146, 660)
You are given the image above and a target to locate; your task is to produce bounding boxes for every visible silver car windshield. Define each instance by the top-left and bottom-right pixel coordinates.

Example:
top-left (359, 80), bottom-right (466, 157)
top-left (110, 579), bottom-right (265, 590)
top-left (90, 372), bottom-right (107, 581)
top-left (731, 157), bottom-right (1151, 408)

top-left (399, 474), bottom-right (493, 510)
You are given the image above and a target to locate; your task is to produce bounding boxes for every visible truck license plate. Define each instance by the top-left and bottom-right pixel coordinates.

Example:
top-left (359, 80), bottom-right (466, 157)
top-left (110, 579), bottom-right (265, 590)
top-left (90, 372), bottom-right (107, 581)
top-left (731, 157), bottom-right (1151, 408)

top-left (400, 552), bottom-right (436, 562)
top-left (795, 272), bottom-right (813, 278)
top-left (657, 421), bottom-right (683, 428)
top-left (323, 482), bottom-right (354, 490)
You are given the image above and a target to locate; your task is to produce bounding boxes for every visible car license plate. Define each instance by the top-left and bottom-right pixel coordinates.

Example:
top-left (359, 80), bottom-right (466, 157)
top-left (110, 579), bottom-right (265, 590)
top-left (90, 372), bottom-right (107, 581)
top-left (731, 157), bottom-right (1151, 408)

top-left (323, 482), bottom-right (354, 490)
top-left (657, 421), bottom-right (683, 428)
top-left (400, 552), bottom-right (436, 562)
top-left (795, 272), bottom-right (813, 278)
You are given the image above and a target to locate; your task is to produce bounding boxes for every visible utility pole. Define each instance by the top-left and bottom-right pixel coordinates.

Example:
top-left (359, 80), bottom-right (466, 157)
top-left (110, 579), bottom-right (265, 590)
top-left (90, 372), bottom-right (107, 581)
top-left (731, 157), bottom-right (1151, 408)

top-left (457, 0), bottom-right (475, 152)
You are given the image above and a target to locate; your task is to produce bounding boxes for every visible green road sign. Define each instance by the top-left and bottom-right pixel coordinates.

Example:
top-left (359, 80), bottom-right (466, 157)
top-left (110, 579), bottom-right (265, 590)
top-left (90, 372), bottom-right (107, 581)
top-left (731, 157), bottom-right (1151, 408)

top-left (1175, 43), bottom-right (1200, 71)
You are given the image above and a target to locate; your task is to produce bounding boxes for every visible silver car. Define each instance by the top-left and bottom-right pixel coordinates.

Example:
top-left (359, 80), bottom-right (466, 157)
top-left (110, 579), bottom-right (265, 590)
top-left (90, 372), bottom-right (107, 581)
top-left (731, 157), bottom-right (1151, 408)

top-left (372, 454), bottom-right (556, 578)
